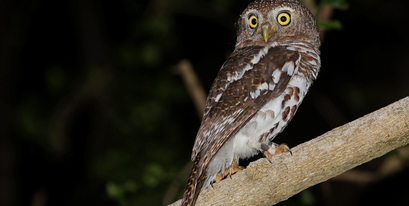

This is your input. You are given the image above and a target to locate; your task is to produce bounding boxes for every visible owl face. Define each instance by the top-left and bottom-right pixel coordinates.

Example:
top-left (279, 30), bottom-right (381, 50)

top-left (236, 0), bottom-right (320, 49)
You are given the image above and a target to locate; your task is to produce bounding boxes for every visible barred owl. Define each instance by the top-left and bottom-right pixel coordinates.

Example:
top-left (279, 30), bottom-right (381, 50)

top-left (182, 0), bottom-right (321, 205)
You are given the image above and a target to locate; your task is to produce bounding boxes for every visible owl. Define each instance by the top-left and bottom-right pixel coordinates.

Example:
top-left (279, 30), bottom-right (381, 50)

top-left (181, 0), bottom-right (321, 205)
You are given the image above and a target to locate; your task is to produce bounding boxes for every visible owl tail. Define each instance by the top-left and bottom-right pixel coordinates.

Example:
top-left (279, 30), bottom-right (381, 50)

top-left (181, 153), bottom-right (206, 206)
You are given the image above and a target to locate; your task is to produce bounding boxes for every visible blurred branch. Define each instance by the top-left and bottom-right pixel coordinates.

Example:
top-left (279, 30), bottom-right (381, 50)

top-left (300, 0), bottom-right (318, 15)
top-left (162, 161), bottom-right (193, 205)
top-left (301, 0), bottom-right (335, 39)
top-left (174, 59), bottom-right (207, 119)
top-left (48, 67), bottom-right (111, 156)
top-left (169, 96), bottom-right (409, 206)
top-left (48, 0), bottom-right (111, 156)
top-left (301, 0), bottom-right (334, 22)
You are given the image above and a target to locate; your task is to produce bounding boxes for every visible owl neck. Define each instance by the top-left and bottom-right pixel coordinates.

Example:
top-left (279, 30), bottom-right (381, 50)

top-left (235, 39), bottom-right (319, 53)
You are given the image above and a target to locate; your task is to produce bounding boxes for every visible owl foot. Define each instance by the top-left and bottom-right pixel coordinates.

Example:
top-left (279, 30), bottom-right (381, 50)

top-left (262, 143), bottom-right (292, 160)
top-left (214, 161), bottom-right (243, 183)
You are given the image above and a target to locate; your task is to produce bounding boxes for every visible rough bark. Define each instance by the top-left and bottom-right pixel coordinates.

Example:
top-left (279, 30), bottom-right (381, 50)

top-left (169, 96), bottom-right (409, 206)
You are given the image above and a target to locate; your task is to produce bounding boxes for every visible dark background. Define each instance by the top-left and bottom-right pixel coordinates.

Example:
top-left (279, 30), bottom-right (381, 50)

top-left (1, 0), bottom-right (409, 205)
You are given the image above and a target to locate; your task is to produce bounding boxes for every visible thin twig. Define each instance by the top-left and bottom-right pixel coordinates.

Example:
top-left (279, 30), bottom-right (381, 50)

top-left (174, 59), bottom-right (207, 119)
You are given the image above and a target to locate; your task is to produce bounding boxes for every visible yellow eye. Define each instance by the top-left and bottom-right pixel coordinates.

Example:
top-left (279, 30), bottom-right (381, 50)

top-left (277, 12), bottom-right (291, 26)
top-left (248, 15), bottom-right (258, 28)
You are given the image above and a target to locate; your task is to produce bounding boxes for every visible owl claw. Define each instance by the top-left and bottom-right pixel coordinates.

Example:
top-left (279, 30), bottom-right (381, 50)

top-left (263, 151), bottom-right (273, 162)
top-left (263, 143), bottom-right (292, 161)
top-left (214, 160), bottom-right (243, 183)
top-left (215, 173), bottom-right (224, 183)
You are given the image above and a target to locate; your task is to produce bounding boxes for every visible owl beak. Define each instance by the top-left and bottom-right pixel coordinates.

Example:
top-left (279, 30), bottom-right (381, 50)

top-left (262, 23), bottom-right (274, 42)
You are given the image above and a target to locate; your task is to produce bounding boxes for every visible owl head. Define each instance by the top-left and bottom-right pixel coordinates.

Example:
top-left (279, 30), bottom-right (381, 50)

top-left (236, 0), bottom-right (320, 49)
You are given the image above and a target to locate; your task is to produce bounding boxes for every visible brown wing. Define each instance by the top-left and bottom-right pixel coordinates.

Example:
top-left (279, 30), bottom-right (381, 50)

top-left (192, 45), bottom-right (300, 160)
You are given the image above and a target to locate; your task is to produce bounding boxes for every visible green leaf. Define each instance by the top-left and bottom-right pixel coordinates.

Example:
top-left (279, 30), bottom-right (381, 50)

top-left (299, 189), bottom-right (316, 206)
top-left (106, 182), bottom-right (125, 199)
top-left (106, 181), bottom-right (138, 206)
top-left (142, 163), bottom-right (165, 187)
top-left (321, 0), bottom-right (349, 10)
top-left (318, 20), bottom-right (343, 31)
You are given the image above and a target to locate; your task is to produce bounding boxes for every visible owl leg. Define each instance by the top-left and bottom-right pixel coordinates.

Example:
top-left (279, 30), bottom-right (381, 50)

top-left (214, 160), bottom-right (243, 183)
top-left (226, 160), bottom-right (244, 179)
top-left (262, 143), bottom-right (292, 160)
top-left (215, 173), bottom-right (223, 184)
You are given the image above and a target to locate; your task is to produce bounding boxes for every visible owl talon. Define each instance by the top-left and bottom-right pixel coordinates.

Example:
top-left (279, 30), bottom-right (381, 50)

top-left (263, 143), bottom-right (292, 160)
top-left (214, 161), bottom-right (243, 183)
top-left (215, 173), bottom-right (224, 183)
top-left (263, 151), bottom-right (273, 163)
top-left (275, 143), bottom-right (292, 155)
top-left (271, 143), bottom-right (292, 155)
top-left (261, 143), bottom-right (273, 161)
top-left (226, 161), bottom-right (244, 178)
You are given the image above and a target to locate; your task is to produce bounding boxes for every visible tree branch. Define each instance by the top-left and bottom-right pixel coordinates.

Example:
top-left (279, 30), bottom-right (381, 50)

top-left (174, 59), bottom-right (207, 118)
top-left (169, 96), bottom-right (409, 206)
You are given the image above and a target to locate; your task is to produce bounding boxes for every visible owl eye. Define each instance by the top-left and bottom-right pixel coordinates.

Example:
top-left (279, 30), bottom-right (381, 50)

top-left (248, 15), bottom-right (258, 28)
top-left (277, 12), bottom-right (291, 26)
